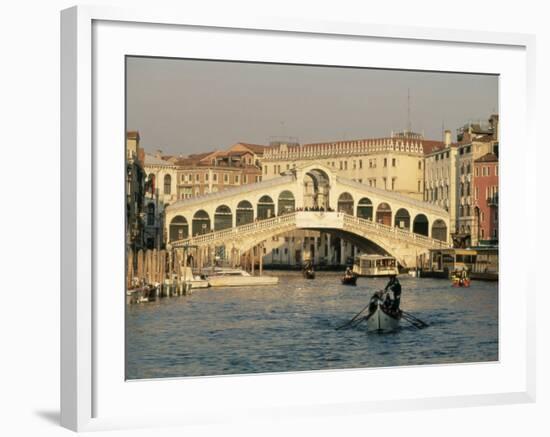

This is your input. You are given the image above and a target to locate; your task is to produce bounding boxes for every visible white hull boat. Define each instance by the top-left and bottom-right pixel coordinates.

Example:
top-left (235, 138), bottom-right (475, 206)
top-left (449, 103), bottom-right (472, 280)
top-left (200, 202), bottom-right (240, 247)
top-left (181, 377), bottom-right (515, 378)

top-left (366, 302), bottom-right (401, 332)
top-left (203, 267), bottom-right (279, 288)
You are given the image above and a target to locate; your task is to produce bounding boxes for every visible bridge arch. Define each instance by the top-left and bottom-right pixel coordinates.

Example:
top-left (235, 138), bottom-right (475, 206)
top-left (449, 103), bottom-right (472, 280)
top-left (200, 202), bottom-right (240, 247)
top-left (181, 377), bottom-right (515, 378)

top-left (413, 213), bottom-right (429, 236)
top-left (432, 219), bottom-right (448, 242)
top-left (229, 222), bottom-right (408, 267)
top-left (257, 195), bottom-right (275, 220)
top-left (303, 168), bottom-right (331, 210)
top-left (214, 205), bottom-right (232, 231)
top-left (337, 192), bottom-right (354, 215)
top-left (192, 209), bottom-right (211, 236)
top-left (278, 190), bottom-right (295, 214)
top-left (394, 208), bottom-right (411, 230)
top-left (169, 215), bottom-right (188, 242)
top-left (236, 200), bottom-right (254, 226)
top-left (376, 202), bottom-right (392, 226)
top-left (357, 197), bottom-right (373, 220)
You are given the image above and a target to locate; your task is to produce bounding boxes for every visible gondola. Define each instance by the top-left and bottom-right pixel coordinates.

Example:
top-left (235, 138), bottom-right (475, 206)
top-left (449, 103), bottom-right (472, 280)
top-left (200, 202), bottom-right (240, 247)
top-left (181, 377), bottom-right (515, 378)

top-left (341, 274), bottom-right (358, 285)
top-left (366, 300), bottom-right (401, 332)
top-left (303, 269), bottom-right (315, 279)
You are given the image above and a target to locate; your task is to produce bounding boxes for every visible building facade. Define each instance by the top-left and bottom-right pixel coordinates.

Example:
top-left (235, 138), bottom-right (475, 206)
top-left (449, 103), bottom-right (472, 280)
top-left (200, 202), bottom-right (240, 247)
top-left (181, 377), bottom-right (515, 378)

top-left (423, 130), bottom-right (458, 233)
top-left (142, 152), bottom-right (180, 249)
top-left (455, 115), bottom-right (499, 246)
top-left (126, 131), bottom-right (146, 251)
top-left (137, 141), bottom-right (265, 247)
top-left (473, 153), bottom-right (499, 243)
top-left (423, 115), bottom-right (499, 247)
top-left (262, 131), bottom-right (443, 201)
top-left (175, 144), bottom-right (264, 200)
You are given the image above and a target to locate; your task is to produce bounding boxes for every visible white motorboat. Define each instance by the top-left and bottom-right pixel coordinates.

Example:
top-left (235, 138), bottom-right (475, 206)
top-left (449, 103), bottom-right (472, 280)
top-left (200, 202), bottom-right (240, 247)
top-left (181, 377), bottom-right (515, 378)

top-left (203, 267), bottom-right (279, 287)
top-left (366, 301), bottom-right (401, 332)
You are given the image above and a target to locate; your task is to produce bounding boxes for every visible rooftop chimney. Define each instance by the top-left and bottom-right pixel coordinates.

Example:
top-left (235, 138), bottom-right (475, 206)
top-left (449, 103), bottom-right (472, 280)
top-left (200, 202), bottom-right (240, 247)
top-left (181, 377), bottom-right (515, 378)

top-left (444, 129), bottom-right (452, 147)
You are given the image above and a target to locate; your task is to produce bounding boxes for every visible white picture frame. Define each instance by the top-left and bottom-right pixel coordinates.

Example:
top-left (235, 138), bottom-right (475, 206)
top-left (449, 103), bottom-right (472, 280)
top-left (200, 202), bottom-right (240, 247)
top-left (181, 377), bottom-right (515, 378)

top-left (60, 5), bottom-right (536, 432)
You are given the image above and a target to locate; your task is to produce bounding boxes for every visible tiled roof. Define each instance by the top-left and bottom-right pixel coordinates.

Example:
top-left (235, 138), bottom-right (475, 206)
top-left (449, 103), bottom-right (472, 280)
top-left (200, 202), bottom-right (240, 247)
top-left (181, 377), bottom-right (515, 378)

top-left (475, 153), bottom-right (498, 163)
top-left (144, 154), bottom-right (170, 166)
top-left (236, 143), bottom-right (268, 153)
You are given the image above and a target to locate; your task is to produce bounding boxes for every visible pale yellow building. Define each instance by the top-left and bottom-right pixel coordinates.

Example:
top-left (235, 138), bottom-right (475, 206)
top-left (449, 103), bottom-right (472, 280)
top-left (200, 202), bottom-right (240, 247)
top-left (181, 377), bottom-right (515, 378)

top-left (423, 130), bottom-right (458, 233)
top-left (258, 131), bottom-right (445, 266)
top-left (262, 131), bottom-right (443, 201)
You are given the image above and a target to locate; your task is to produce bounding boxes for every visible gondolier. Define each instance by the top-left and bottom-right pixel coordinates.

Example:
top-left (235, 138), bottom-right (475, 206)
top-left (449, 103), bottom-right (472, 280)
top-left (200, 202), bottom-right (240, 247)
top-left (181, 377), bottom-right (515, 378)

top-left (384, 275), bottom-right (402, 311)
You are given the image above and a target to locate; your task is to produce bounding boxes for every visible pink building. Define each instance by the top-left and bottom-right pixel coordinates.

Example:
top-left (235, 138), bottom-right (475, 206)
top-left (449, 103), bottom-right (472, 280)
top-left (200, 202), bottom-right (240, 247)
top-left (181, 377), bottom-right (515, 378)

top-left (473, 153), bottom-right (498, 243)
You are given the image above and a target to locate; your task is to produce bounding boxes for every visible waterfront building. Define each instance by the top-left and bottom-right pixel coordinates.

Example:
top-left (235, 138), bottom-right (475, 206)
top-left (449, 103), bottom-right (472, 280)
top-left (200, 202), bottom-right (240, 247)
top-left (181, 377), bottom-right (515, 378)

top-left (126, 131), bottom-right (146, 251)
top-left (423, 130), bottom-right (458, 234)
top-left (174, 144), bottom-right (264, 200)
top-left (142, 151), bottom-right (179, 249)
top-left (422, 115), bottom-right (499, 248)
top-left (473, 153), bottom-right (499, 244)
top-left (138, 141), bottom-right (264, 246)
top-left (262, 131), bottom-right (444, 201)
top-left (454, 115), bottom-right (499, 246)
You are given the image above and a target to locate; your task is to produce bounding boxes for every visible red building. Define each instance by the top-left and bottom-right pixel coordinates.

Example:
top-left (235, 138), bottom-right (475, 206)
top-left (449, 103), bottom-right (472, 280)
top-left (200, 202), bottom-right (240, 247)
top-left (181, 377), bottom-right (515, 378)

top-left (473, 153), bottom-right (498, 243)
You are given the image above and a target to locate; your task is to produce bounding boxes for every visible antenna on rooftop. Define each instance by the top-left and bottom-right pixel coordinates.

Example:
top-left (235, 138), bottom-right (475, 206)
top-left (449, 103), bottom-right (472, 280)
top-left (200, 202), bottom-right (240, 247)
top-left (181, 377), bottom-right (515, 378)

top-left (407, 88), bottom-right (411, 132)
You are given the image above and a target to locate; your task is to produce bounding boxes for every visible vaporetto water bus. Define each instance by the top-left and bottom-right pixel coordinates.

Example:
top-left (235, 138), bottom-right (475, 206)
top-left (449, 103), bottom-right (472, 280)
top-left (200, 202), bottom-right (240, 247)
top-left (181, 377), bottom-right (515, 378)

top-left (353, 254), bottom-right (399, 277)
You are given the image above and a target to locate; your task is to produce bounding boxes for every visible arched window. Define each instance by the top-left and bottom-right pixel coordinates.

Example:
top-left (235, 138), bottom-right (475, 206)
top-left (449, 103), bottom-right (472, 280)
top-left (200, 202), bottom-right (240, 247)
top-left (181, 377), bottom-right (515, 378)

top-left (257, 195), bottom-right (275, 220)
top-left (236, 200), bottom-right (254, 225)
top-left (169, 215), bottom-right (188, 241)
top-left (357, 197), bottom-right (373, 220)
top-left (192, 210), bottom-right (211, 236)
top-left (431, 219), bottom-right (447, 242)
top-left (147, 203), bottom-right (155, 226)
top-left (337, 193), bottom-right (354, 215)
top-left (375, 203), bottom-right (392, 226)
top-left (412, 214), bottom-right (429, 236)
top-left (278, 191), bottom-right (295, 214)
top-left (214, 205), bottom-right (232, 230)
top-left (164, 174), bottom-right (171, 195)
top-left (394, 208), bottom-right (411, 230)
top-left (146, 173), bottom-right (155, 195)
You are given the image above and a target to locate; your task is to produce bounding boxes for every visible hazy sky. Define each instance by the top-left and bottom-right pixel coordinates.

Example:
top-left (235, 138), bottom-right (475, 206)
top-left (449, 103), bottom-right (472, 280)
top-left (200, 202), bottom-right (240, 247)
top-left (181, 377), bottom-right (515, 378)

top-left (126, 57), bottom-right (498, 155)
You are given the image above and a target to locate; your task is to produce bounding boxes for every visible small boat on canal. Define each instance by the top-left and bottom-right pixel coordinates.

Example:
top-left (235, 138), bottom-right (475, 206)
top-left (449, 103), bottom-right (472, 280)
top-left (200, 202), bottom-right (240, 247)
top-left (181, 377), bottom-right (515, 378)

top-left (341, 273), bottom-right (358, 285)
top-left (302, 260), bottom-right (315, 279)
top-left (353, 254), bottom-right (399, 277)
top-left (451, 269), bottom-right (471, 288)
top-left (203, 267), bottom-right (279, 287)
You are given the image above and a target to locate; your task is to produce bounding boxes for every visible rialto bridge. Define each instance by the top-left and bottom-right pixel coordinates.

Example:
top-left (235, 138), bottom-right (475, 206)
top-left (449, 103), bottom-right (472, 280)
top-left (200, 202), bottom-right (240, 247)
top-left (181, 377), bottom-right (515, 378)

top-left (165, 164), bottom-right (451, 268)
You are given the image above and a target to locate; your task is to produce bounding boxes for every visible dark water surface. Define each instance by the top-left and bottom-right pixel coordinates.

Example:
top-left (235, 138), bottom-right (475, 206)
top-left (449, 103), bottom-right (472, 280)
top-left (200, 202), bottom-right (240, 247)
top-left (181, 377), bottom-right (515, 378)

top-left (126, 273), bottom-right (498, 379)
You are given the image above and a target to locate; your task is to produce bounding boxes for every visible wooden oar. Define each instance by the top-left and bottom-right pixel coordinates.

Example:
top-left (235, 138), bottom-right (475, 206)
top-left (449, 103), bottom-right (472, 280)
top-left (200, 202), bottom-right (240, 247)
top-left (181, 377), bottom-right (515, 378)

top-left (336, 302), bottom-right (371, 330)
top-left (349, 312), bottom-right (374, 327)
top-left (401, 311), bottom-right (429, 328)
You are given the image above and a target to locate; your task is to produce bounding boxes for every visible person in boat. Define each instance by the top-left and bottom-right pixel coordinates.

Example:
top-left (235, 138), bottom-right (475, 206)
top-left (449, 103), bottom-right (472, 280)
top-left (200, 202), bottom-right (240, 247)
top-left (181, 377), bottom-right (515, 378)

top-left (384, 275), bottom-right (402, 312)
top-left (369, 290), bottom-right (384, 314)
top-left (344, 266), bottom-right (353, 278)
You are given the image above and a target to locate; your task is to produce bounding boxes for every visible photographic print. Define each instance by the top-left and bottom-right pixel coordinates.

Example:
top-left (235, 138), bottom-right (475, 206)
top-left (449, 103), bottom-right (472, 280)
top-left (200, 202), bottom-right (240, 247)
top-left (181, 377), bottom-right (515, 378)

top-left (125, 57), bottom-right (499, 380)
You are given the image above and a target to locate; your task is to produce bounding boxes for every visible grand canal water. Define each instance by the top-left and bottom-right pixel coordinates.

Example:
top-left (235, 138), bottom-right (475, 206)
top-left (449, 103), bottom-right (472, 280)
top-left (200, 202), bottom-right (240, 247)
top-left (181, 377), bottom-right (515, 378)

top-left (126, 273), bottom-right (498, 380)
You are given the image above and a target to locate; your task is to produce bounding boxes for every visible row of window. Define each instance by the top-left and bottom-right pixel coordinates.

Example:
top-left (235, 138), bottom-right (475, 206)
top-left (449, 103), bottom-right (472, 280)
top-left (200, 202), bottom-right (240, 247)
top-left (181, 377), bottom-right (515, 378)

top-left (179, 172), bottom-right (262, 185)
top-left (425, 185), bottom-right (450, 202)
top-left (475, 165), bottom-right (498, 177)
